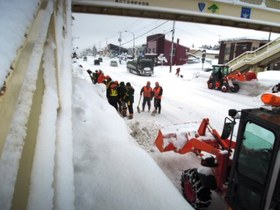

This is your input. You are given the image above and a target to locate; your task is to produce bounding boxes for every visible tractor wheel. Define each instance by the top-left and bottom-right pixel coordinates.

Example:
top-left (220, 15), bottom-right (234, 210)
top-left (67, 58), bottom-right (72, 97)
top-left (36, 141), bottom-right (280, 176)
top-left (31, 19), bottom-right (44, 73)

top-left (181, 169), bottom-right (212, 210)
top-left (207, 80), bottom-right (215, 89)
top-left (230, 83), bottom-right (240, 93)
top-left (221, 83), bottom-right (229, 92)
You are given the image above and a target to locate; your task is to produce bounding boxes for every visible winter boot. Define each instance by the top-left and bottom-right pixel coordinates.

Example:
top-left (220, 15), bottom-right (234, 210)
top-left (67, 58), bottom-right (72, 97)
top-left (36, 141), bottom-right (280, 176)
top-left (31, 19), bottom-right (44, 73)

top-left (122, 107), bottom-right (127, 117)
top-left (128, 114), bottom-right (133, 119)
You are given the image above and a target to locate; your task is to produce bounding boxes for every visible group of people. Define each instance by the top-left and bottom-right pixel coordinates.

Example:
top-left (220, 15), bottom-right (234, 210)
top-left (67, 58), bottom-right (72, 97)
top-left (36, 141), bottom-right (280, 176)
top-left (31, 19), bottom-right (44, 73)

top-left (106, 79), bottom-right (135, 119)
top-left (140, 81), bottom-right (163, 114)
top-left (87, 69), bottom-right (135, 119)
top-left (86, 69), bottom-right (163, 118)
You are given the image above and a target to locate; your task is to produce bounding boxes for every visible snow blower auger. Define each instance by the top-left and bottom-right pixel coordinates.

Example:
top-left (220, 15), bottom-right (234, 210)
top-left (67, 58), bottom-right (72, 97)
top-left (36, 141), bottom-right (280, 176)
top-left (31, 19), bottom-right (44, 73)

top-left (154, 113), bottom-right (238, 209)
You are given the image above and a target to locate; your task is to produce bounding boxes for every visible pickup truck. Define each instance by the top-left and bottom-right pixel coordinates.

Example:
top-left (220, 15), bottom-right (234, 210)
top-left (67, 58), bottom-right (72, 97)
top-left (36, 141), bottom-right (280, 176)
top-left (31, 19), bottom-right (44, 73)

top-left (126, 57), bottom-right (154, 76)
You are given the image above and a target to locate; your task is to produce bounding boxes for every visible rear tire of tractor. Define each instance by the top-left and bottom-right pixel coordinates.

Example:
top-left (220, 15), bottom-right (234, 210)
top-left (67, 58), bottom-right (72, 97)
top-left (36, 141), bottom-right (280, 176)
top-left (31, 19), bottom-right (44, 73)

top-left (230, 83), bottom-right (240, 93)
top-left (181, 168), bottom-right (212, 210)
top-left (207, 80), bottom-right (214, 89)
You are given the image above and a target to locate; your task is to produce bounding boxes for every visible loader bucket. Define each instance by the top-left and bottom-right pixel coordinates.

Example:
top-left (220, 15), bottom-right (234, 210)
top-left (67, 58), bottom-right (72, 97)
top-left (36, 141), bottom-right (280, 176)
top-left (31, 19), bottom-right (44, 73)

top-left (155, 130), bottom-right (177, 152)
top-left (154, 122), bottom-right (201, 153)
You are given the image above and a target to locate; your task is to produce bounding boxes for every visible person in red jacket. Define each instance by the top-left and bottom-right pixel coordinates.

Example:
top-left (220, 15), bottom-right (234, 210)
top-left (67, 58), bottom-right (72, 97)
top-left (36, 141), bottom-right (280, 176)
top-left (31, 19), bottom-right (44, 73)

top-left (152, 82), bottom-right (163, 114)
top-left (140, 81), bottom-right (153, 112)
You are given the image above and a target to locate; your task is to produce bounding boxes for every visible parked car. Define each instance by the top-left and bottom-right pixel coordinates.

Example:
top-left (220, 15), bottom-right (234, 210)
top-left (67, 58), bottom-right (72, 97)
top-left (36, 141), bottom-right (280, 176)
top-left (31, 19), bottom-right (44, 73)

top-left (110, 60), bottom-right (118, 67)
top-left (94, 59), bottom-right (100, 65)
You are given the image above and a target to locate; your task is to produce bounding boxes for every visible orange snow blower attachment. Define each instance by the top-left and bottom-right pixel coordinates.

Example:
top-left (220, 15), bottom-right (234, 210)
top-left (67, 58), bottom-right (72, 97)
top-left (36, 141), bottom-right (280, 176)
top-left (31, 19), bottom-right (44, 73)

top-left (155, 118), bottom-right (236, 155)
top-left (261, 93), bottom-right (280, 107)
top-left (226, 70), bottom-right (257, 81)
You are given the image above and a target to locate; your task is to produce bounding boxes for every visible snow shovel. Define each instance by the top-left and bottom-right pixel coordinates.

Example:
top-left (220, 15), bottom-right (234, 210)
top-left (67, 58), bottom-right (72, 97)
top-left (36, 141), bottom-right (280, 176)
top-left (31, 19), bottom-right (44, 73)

top-left (137, 94), bottom-right (142, 113)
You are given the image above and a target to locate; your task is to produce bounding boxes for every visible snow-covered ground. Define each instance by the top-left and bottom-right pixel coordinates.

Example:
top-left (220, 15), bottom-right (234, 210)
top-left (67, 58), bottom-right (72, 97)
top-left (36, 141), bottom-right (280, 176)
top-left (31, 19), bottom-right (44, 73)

top-left (72, 56), bottom-right (280, 210)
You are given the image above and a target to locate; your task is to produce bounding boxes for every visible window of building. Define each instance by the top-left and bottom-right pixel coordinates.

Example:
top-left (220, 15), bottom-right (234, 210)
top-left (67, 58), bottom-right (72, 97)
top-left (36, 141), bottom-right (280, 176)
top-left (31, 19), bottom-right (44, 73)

top-left (225, 47), bottom-right (230, 55)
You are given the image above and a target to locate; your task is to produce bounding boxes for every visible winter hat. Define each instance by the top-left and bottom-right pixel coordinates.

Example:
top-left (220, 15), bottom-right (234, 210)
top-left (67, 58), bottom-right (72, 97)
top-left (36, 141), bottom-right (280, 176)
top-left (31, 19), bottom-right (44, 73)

top-left (126, 82), bottom-right (131, 87)
top-left (120, 81), bottom-right (125, 86)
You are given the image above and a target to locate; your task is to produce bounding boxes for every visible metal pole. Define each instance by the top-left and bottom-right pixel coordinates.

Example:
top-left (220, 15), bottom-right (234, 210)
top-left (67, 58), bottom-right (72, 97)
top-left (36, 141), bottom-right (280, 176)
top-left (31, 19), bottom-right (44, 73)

top-left (118, 32), bottom-right (122, 56)
top-left (125, 30), bottom-right (135, 58)
top-left (169, 21), bottom-right (175, 73)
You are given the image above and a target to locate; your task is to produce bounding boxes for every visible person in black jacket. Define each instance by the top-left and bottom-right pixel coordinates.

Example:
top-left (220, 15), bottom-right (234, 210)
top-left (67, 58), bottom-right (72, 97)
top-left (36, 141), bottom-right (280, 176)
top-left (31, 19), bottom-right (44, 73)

top-left (118, 81), bottom-right (127, 116)
top-left (272, 83), bottom-right (280, 93)
top-left (124, 82), bottom-right (134, 119)
top-left (106, 79), bottom-right (118, 111)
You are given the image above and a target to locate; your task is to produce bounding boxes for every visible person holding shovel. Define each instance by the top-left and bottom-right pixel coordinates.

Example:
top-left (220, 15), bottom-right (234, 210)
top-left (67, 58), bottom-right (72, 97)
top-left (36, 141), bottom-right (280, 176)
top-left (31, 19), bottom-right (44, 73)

top-left (152, 82), bottom-right (163, 115)
top-left (140, 81), bottom-right (153, 112)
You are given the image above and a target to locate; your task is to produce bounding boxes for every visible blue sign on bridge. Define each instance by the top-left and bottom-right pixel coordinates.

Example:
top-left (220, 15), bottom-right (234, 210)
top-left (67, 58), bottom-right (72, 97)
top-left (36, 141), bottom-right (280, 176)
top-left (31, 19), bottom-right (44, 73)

top-left (241, 7), bottom-right (251, 19)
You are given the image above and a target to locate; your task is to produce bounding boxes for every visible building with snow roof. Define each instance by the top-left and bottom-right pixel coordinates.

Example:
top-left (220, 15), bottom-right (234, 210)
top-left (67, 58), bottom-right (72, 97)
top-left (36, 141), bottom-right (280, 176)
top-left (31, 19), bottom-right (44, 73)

top-left (145, 34), bottom-right (190, 65)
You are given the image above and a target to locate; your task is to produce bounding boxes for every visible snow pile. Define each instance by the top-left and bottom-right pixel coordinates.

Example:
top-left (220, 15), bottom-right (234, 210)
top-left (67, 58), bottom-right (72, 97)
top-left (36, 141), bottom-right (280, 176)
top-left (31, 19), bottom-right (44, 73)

top-left (0, 0), bottom-right (40, 86)
top-left (160, 122), bottom-right (201, 149)
top-left (72, 76), bottom-right (193, 210)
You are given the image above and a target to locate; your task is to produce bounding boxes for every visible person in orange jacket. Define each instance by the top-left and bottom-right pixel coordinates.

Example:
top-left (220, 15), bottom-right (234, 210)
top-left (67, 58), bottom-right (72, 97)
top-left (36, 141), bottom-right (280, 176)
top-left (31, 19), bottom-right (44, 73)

top-left (97, 70), bottom-right (106, 84)
top-left (140, 81), bottom-right (153, 112)
top-left (152, 82), bottom-right (163, 114)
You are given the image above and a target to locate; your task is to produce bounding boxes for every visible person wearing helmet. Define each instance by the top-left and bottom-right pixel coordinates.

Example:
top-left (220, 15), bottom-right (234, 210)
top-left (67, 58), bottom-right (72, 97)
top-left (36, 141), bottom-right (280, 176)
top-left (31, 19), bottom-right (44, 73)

top-left (152, 82), bottom-right (163, 114)
top-left (140, 81), bottom-right (153, 112)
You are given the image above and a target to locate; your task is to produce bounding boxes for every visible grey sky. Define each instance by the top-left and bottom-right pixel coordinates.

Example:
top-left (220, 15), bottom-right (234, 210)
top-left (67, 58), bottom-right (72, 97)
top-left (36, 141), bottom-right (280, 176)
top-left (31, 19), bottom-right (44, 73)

top-left (71, 13), bottom-right (279, 52)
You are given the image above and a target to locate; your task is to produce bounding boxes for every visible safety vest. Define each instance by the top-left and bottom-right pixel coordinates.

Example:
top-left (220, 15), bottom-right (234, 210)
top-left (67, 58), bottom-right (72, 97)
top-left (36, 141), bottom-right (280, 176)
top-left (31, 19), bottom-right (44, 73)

top-left (109, 83), bottom-right (118, 97)
top-left (153, 87), bottom-right (162, 99)
top-left (143, 86), bottom-right (152, 98)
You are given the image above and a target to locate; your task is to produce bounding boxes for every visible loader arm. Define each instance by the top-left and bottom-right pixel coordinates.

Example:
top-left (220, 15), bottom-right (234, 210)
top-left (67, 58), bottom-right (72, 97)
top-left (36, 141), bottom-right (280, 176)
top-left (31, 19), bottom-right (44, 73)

top-left (178, 138), bottom-right (223, 155)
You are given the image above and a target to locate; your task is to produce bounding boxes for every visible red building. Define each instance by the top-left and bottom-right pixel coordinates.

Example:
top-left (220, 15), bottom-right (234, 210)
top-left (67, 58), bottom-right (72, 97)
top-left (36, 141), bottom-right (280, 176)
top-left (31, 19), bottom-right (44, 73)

top-left (146, 34), bottom-right (189, 65)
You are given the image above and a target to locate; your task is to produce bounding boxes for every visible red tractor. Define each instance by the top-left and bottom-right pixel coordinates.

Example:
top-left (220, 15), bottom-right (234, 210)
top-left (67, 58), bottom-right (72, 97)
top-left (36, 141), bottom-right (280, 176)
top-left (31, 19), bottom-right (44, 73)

top-left (207, 65), bottom-right (257, 93)
top-left (155, 93), bottom-right (280, 210)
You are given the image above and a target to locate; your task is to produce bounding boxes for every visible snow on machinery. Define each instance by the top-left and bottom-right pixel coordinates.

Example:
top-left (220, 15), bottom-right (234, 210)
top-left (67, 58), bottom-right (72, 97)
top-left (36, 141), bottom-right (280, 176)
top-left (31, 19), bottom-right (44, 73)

top-left (154, 93), bottom-right (280, 210)
top-left (207, 64), bottom-right (257, 93)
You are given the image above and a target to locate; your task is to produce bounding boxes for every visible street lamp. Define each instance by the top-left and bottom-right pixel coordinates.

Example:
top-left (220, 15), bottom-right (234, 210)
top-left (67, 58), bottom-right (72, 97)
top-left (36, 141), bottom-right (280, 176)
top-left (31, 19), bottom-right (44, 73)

top-left (124, 30), bottom-right (135, 58)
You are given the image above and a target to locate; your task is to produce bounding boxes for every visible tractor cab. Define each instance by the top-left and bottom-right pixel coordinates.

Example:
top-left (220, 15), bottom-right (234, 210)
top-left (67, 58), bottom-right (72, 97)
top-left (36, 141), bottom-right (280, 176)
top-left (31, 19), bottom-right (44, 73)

top-left (212, 64), bottom-right (230, 77)
top-left (226, 94), bottom-right (280, 210)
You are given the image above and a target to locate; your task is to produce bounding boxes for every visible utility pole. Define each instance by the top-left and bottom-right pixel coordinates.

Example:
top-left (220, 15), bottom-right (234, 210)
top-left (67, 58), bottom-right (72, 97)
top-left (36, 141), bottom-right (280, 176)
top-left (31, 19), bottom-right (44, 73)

top-left (118, 32), bottom-right (122, 56)
top-left (169, 21), bottom-right (175, 73)
top-left (124, 30), bottom-right (136, 58)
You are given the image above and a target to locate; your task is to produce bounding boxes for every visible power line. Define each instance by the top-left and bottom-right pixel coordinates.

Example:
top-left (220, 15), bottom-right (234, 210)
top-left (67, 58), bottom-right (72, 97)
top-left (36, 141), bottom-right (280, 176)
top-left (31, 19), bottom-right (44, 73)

top-left (121, 20), bottom-right (170, 46)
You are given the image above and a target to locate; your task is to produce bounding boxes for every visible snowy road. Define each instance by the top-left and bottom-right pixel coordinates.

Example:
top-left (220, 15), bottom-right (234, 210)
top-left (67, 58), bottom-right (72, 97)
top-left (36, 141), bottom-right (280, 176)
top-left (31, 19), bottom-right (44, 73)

top-left (78, 56), bottom-right (271, 210)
